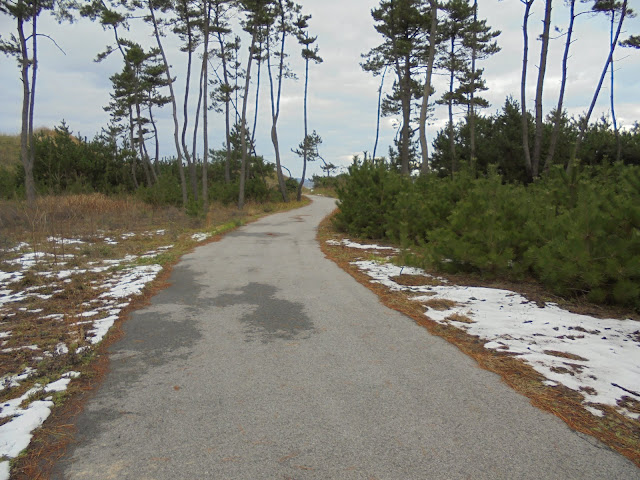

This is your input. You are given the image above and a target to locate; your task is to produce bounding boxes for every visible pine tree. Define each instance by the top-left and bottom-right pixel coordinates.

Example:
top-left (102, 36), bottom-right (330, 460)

top-left (362, 0), bottom-right (430, 175)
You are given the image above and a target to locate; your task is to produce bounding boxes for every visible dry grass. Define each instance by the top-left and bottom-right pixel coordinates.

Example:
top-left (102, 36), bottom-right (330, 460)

top-left (317, 209), bottom-right (640, 467)
top-left (1, 193), bottom-right (311, 478)
top-left (422, 298), bottom-right (458, 311)
top-left (444, 312), bottom-right (475, 324)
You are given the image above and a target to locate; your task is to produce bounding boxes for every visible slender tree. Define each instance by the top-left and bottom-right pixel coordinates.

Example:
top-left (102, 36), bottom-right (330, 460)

top-left (531, 0), bottom-right (552, 178)
top-left (519, 0), bottom-right (535, 179)
top-left (545, 0), bottom-right (582, 170)
top-left (568, 0), bottom-right (628, 172)
top-left (238, 0), bottom-right (272, 209)
top-left (0, 0), bottom-right (66, 204)
top-left (294, 12), bottom-right (322, 201)
top-left (266, 0), bottom-right (300, 201)
top-left (146, 0), bottom-right (188, 206)
top-left (174, 0), bottom-right (202, 201)
top-left (419, 0), bottom-right (438, 174)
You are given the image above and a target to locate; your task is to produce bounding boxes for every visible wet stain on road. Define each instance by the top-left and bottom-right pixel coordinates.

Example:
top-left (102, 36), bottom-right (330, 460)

top-left (213, 283), bottom-right (314, 343)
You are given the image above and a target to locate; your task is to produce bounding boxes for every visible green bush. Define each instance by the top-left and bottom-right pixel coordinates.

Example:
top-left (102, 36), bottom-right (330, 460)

top-left (0, 165), bottom-right (19, 199)
top-left (335, 160), bottom-right (640, 310)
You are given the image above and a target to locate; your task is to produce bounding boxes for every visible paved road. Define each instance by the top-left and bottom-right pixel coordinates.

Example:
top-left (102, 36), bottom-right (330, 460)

top-left (53, 196), bottom-right (639, 479)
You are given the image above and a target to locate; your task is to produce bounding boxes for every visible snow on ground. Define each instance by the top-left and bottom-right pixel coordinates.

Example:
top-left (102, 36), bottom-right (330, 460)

top-left (0, 228), bottom-right (205, 476)
top-left (326, 238), bottom-right (400, 252)
top-left (332, 240), bottom-right (640, 421)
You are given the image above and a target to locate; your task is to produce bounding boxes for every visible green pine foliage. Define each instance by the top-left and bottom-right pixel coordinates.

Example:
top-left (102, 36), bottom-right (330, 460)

top-left (336, 160), bottom-right (640, 310)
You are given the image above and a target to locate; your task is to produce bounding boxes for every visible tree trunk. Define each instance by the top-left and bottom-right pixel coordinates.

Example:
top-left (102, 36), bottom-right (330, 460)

top-left (521, 0), bottom-right (534, 180)
top-left (609, 8), bottom-right (621, 163)
top-left (128, 107), bottom-right (139, 189)
top-left (202, 0), bottom-right (211, 211)
top-left (545, 0), bottom-right (575, 172)
top-left (148, 103), bottom-right (160, 174)
top-left (17, 15), bottom-right (35, 204)
top-left (215, 28), bottom-right (232, 184)
top-left (239, 33), bottom-right (257, 210)
top-left (266, 15), bottom-right (289, 202)
top-left (568, 0), bottom-right (627, 172)
top-left (401, 54), bottom-right (411, 175)
top-left (373, 66), bottom-right (387, 161)
top-left (149, 0), bottom-right (188, 207)
top-left (180, 4), bottom-right (197, 202)
top-left (296, 56), bottom-right (310, 202)
top-left (469, 0), bottom-right (478, 170)
top-left (419, 0), bottom-right (438, 175)
top-left (532, 0), bottom-right (552, 178)
top-left (251, 37), bottom-right (263, 157)
top-left (448, 37), bottom-right (456, 175)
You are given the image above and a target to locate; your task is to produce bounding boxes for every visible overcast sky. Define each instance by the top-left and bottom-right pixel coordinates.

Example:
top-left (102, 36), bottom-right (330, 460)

top-left (1, 0), bottom-right (639, 178)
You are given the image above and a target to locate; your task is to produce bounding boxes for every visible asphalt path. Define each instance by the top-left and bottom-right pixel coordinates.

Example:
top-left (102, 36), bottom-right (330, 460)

top-left (53, 196), bottom-right (639, 479)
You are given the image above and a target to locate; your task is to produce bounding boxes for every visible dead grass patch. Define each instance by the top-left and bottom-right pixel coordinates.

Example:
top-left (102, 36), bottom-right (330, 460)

top-left (445, 312), bottom-right (475, 324)
top-left (422, 298), bottom-right (458, 311)
top-left (2, 194), bottom-right (311, 479)
top-left (544, 350), bottom-right (588, 361)
top-left (317, 209), bottom-right (640, 467)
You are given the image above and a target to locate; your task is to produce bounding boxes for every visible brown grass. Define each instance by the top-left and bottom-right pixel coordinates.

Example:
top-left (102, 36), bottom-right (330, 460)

top-left (317, 209), bottom-right (640, 467)
top-left (422, 298), bottom-right (458, 311)
top-left (3, 193), bottom-right (311, 479)
top-left (445, 312), bottom-right (475, 324)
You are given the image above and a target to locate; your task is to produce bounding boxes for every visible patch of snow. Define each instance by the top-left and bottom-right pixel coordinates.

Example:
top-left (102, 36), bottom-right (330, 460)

top-left (0, 332), bottom-right (10, 339)
top-left (0, 373), bottom-right (78, 476)
top-left (86, 315), bottom-right (119, 344)
top-left (0, 367), bottom-right (36, 391)
top-left (326, 239), bottom-right (400, 252)
top-left (99, 265), bottom-right (162, 299)
top-left (353, 259), bottom-right (640, 420)
top-left (191, 233), bottom-right (211, 242)
top-left (7, 242), bottom-right (29, 252)
top-left (54, 343), bottom-right (68, 355)
top-left (47, 237), bottom-right (85, 245)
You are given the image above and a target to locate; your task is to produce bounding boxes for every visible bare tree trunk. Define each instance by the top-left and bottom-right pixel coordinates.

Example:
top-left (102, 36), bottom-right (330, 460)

top-left (545, 0), bottom-right (575, 172)
top-left (520, 0), bottom-right (534, 180)
top-left (251, 37), bottom-right (263, 157)
top-left (401, 54), bottom-right (411, 175)
top-left (180, 3), bottom-right (198, 202)
top-left (469, 0), bottom-right (477, 169)
top-left (148, 103), bottom-right (160, 174)
top-left (18, 15), bottom-right (35, 204)
top-left (202, 0), bottom-right (211, 211)
top-left (27, 4), bottom-right (38, 202)
top-left (419, 0), bottom-right (438, 174)
top-left (128, 107), bottom-right (139, 189)
top-left (266, 13), bottom-right (289, 202)
top-left (373, 65), bottom-right (387, 161)
top-left (532, 0), bottom-right (552, 178)
top-left (569, 0), bottom-right (627, 172)
top-left (148, 0), bottom-right (188, 207)
top-left (296, 55), bottom-right (310, 201)
top-left (239, 33), bottom-right (257, 210)
top-left (448, 37), bottom-right (456, 175)
top-left (215, 27), bottom-right (232, 184)
top-left (609, 8), bottom-right (621, 163)
top-left (135, 101), bottom-right (154, 186)
top-left (192, 61), bottom-right (204, 164)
